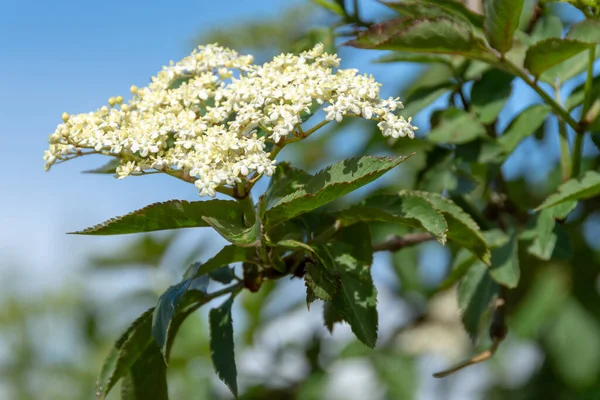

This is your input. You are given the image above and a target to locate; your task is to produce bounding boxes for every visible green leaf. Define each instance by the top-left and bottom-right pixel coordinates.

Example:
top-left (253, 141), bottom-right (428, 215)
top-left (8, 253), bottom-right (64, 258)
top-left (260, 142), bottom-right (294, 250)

top-left (483, 0), bottom-right (525, 54)
top-left (209, 266), bottom-right (236, 284)
top-left (345, 17), bottom-right (493, 61)
top-left (184, 245), bottom-right (251, 279)
top-left (375, 51), bottom-right (453, 65)
top-left (489, 231), bottom-right (520, 288)
top-left (265, 162), bottom-right (313, 211)
top-left (438, 248), bottom-right (477, 291)
top-left (203, 210), bottom-right (259, 247)
top-left (524, 38), bottom-right (592, 77)
top-left (531, 15), bottom-right (563, 42)
top-left (152, 275), bottom-right (209, 356)
top-left (566, 19), bottom-right (600, 44)
top-left (334, 191), bottom-right (448, 243)
top-left (265, 154), bottom-right (414, 226)
top-left (480, 104), bottom-right (551, 164)
top-left (470, 69), bottom-right (515, 124)
top-left (566, 75), bottom-right (600, 110)
top-left (312, 0), bottom-right (345, 15)
top-left (209, 297), bottom-right (238, 397)
top-left (72, 200), bottom-right (243, 235)
top-left (402, 83), bottom-right (453, 118)
top-left (546, 300), bottom-right (600, 388)
top-left (535, 171), bottom-right (600, 210)
top-left (121, 342), bottom-right (169, 400)
top-left (540, 46), bottom-right (599, 84)
top-left (305, 262), bottom-right (339, 301)
top-left (96, 308), bottom-right (154, 399)
top-left (381, 0), bottom-right (484, 27)
top-left (412, 191), bottom-right (491, 264)
top-left (83, 158), bottom-right (120, 174)
top-left (323, 301), bottom-right (344, 333)
top-left (315, 231), bottom-right (378, 347)
top-left (527, 201), bottom-right (576, 260)
top-left (458, 262), bottom-right (499, 339)
top-left (426, 108), bottom-right (487, 144)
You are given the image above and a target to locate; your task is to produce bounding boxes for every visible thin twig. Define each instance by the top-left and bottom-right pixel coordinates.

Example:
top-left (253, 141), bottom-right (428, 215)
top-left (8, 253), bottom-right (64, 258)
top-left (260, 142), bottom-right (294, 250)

top-left (373, 233), bottom-right (435, 252)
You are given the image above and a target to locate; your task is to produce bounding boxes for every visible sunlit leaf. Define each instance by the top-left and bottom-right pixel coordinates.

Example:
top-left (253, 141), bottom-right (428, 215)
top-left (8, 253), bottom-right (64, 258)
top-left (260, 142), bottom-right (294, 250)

top-left (535, 171), bottom-right (600, 210)
top-left (483, 0), bottom-right (525, 54)
top-left (524, 38), bottom-right (592, 77)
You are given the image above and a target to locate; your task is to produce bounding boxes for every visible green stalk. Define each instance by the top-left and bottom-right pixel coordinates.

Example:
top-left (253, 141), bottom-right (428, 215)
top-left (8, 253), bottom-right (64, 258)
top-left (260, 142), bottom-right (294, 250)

top-left (500, 60), bottom-right (580, 132)
top-left (237, 194), bottom-right (256, 227)
top-left (573, 47), bottom-right (596, 178)
top-left (554, 87), bottom-right (572, 181)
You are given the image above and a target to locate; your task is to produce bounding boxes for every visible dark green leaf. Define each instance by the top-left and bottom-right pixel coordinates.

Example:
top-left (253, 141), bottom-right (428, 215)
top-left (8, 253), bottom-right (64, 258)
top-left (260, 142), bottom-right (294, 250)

top-left (427, 108), bottom-right (487, 144)
top-left (265, 163), bottom-right (313, 211)
top-left (527, 201), bottom-right (576, 260)
top-left (83, 158), bottom-right (120, 174)
top-left (121, 342), bottom-right (168, 400)
top-left (567, 19), bottom-right (600, 44)
top-left (412, 191), bottom-right (491, 264)
top-left (375, 51), bottom-right (453, 65)
top-left (265, 154), bottom-right (414, 226)
top-left (566, 75), bottom-right (600, 111)
top-left (96, 308), bottom-right (154, 399)
top-left (438, 248), bottom-right (477, 291)
top-left (315, 231), bottom-right (378, 347)
top-left (203, 209), bottom-right (259, 247)
top-left (483, 0), bottom-right (525, 54)
top-left (535, 171), bottom-right (600, 210)
top-left (305, 262), bottom-right (339, 301)
top-left (524, 38), bottom-right (592, 77)
top-left (334, 191), bottom-right (448, 243)
top-left (152, 275), bottom-right (209, 356)
top-left (489, 231), bottom-right (520, 288)
top-left (209, 266), bottom-right (236, 284)
top-left (402, 83), bottom-right (453, 118)
top-left (323, 301), bottom-right (344, 333)
top-left (470, 69), bottom-right (515, 124)
top-left (382, 0), bottom-right (484, 27)
top-left (458, 262), bottom-right (499, 339)
top-left (209, 298), bottom-right (238, 397)
top-left (184, 245), bottom-right (251, 279)
top-left (345, 17), bottom-right (493, 61)
top-left (72, 200), bottom-right (243, 235)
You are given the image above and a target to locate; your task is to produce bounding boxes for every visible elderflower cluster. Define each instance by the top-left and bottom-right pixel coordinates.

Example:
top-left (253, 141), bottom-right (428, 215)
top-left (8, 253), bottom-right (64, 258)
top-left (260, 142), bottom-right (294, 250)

top-left (44, 43), bottom-right (416, 197)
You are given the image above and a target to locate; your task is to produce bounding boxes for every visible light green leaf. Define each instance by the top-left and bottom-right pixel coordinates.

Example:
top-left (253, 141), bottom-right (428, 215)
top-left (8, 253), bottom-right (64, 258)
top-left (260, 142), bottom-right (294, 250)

top-left (382, 0), bottom-right (484, 27)
top-left (209, 298), bottom-right (238, 397)
top-left (72, 200), bottom-right (242, 235)
top-left (83, 158), bottom-right (120, 174)
top-left (345, 17), bottom-right (493, 61)
top-left (426, 108), bottom-right (487, 144)
top-left (334, 191), bottom-right (448, 243)
top-left (567, 19), bottom-right (600, 44)
top-left (438, 248), bottom-right (477, 291)
top-left (531, 14), bottom-right (563, 42)
top-left (489, 232), bottom-right (520, 288)
top-left (96, 308), bottom-right (154, 399)
top-left (120, 342), bottom-right (169, 400)
top-left (547, 300), bottom-right (600, 388)
top-left (524, 38), bottom-right (592, 77)
top-left (527, 201), bottom-right (576, 260)
top-left (536, 171), bottom-right (600, 210)
top-left (203, 210), bottom-right (259, 247)
top-left (540, 45), bottom-right (599, 84)
top-left (412, 191), bottom-right (491, 264)
top-left (480, 104), bottom-right (551, 163)
top-left (402, 83), bottom-right (453, 118)
top-left (483, 0), bottom-right (525, 54)
top-left (458, 262), bottom-right (499, 339)
top-left (265, 154), bottom-right (414, 226)
top-left (470, 69), bottom-right (515, 124)
top-left (566, 75), bottom-right (600, 110)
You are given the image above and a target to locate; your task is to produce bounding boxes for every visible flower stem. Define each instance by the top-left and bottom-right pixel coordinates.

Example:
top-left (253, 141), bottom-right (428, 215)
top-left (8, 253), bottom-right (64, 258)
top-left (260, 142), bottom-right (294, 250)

top-left (573, 46), bottom-right (596, 178)
top-left (500, 59), bottom-right (580, 133)
top-left (237, 194), bottom-right (256, 227)
top-left (554, 87), bottom-right (572, 181)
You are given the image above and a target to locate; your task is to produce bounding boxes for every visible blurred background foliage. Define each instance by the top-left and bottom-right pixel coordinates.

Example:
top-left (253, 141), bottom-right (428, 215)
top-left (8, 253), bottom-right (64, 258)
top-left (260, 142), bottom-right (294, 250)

top-left (4, 0), bottom-right (600, 399)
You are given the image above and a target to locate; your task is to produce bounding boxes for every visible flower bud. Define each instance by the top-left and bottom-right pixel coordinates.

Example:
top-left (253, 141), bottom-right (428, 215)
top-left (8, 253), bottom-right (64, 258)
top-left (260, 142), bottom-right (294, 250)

top-left (108, 97), bottom-right (116, 107)
top-left (130, 85), bottom-right (138, 94)
top-left (61, 112), bottom-right (70, 122)
top-left (115, 96), bottom-right (124, 104)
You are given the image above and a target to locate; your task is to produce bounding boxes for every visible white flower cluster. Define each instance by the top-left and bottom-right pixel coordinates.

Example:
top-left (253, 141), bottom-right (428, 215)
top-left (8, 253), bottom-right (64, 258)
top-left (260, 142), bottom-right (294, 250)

top-left (44, 44), bottom-right (416, 197)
